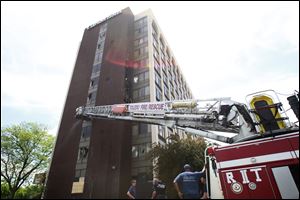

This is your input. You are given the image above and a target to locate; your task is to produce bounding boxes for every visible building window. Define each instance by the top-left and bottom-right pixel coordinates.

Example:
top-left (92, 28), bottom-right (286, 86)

top-left (161, 60), bottom-right (167, 73)
top-left (153, 36), bottom-right (159, 50)
top-left (133, 76), bottom-right (139, 84)
top-left (164, 84), bottom-right (169, 97)
top-left (99, 32), bottom-right (106, 39)
top-left (132, 124), bottom-right (139, 136)
top-left (166, 49), bottom-right (171, 60)
top-left (134, 36), bottom-right (148, 47)
top-left (92, 64), bottom-right (101, 73)
top-left (165, 95), bottom-right (170, 101)
top-left (158, 126), bottom-right (164, 137)
top-left (87, 91), bottom-right (97, 104)
top-left (135, 58), bottom-right (149, 68)
top-left (160, 47), bottom-right (165, 57)
top-left (154, 48), bottom-right (160, 62)
top-left (160, 37), bottom-right (165, 50)
top-left (135, 70), bottom-right (149, 83)
top-left (94, 52), bottom-right (103, 63)
top-left (133, 89), bottom-right (139, 99)
top-left (139, 87), bottom-right (145, 97)
top-left (139, 123), bottom-right (148, 135)
top-left (135, 17), bottom-right (147, 27)
top-left (133, 73), bottom-right (147, 83)
top-left (133, 85), bottom-right (150, 99)
top-left (145, 85), bottom-right (150, 96)
top-left (81, 125), bottom-right (92, 138)
top-left (139, 144), bottom-right (147, 157)
top-left (90, 77), bottom-right (99, 88)
top-left (78, 146), bottom-right (89, 161)
top-left (154, 59), bottom-right (160, 73)
top-left (171, 94), bottom-right (175, 100)
top-left (156, 87), bottom-right (162, 101)
top-left (134, 50), bottom-right (139, 59)
top-left (134, 26), bottom-right (147, 36)
top-left (152, 22), bottom-right (158, 39)
top-left (133, 61), bottom-right (140, 68)
top-left (132, 146), bottom-right (138, 158)
top-left (140, 58), bottom-right (149, 68)
top-left (134, 46), bottom-right (148, 59)
top-left (163, 74), bottom-right (168, 84)
top-left (100, 23), bottom-right (107, 32)
top-left (155, 72), bottom-right (162, 89)
top-left (144, 71), bottom-right (149, 80)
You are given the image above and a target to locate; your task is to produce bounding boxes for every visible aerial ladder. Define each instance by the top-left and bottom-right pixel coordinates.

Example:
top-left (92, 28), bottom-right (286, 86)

top-left (76, 91), bottom-right (298, 144)
top-left (76, 97), bottom-right (254, 144)
top-left (75, 90), bottom-right (299, 199)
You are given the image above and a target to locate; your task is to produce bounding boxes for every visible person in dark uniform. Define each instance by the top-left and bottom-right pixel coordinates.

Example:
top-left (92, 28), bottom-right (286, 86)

top-left (200, 176), bottom-right (208, 199)
top-left (127, 179), bottom-right (136, 199)
top-left (151, 178), bottom-right (167, 199)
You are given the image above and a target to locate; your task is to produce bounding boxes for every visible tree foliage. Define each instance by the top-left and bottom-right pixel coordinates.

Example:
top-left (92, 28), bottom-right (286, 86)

top-left (149, 134), bottom-right (207, 198)
top-left (1, 183), bottom-right (44, 199)
top-left (1, 122), bottom-right (55, 199)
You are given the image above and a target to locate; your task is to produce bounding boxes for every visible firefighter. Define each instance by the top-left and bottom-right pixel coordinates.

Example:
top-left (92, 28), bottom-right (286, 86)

top-left (151, 178), bottom-right (167, 199)
top-left (173, 164), bottom-right (205, 199)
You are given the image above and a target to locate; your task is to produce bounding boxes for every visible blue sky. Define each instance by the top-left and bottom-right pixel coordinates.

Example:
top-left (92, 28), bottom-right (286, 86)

top-left (1, 1), bottom-right (299, 135)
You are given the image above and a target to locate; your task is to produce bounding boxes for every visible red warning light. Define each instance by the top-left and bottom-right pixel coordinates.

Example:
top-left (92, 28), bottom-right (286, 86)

top-left (207, 147), bottom-right (215, 155)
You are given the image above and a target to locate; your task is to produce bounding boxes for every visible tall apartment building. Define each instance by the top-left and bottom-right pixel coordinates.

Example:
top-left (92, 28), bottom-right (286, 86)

top-left (44, 7), bottom-right (193, 199)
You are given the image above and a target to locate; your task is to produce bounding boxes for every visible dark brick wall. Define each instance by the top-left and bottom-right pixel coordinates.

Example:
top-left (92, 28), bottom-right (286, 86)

top-left (44, 7), bottom-right (134, 199)
top-left (84, 7), bottom-right (134, 199)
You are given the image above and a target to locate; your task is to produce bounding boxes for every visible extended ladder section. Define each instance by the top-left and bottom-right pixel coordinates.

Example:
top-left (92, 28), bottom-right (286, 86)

top-left (75, 98), bottom-right (260, 144)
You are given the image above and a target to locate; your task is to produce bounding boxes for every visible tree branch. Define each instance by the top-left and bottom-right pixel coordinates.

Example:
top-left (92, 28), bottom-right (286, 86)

top-left (15, 153), bottom-right (30, 187)
top-left (1, 155), bottom-right (12, 186)
top-left (17, 159), bottom-right (43, 189)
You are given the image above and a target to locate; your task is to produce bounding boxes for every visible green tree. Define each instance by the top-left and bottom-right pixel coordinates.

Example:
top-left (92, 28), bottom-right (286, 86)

top-left (150, 134), bottom-right (207, 199)
top-left (1, 183), bottom-right (44, 199)
top-left (1, 122), bottom-right (55, 199)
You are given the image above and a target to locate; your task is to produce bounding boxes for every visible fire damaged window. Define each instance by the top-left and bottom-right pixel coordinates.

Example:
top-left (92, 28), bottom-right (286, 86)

top-left (78, 147), bottom-right (89, 161)
top-left (132, 145), bottom-right (138, 158)
top-left (139, 144), bottom-right (147, 157)
top-left (99, 32), bottom-right (106, 39)
top-left (133, 71), bottom-right (149, 84)
top-left (90, 77), bottom-right (99, 89)
top-left (87, 92), bottom-right (97, 104)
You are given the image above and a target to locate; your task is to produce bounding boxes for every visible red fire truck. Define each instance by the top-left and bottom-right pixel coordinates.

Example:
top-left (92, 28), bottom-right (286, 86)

top-left (206, 131), bottom-right (298, 199)
top-left (75, 90), bottom-right (299, 199)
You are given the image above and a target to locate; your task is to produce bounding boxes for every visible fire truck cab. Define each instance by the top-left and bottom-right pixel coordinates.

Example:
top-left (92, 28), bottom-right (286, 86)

top-left (205, 132), bottom-right (299, 199)
top-left (205, 90), bottom-right (299, 199)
